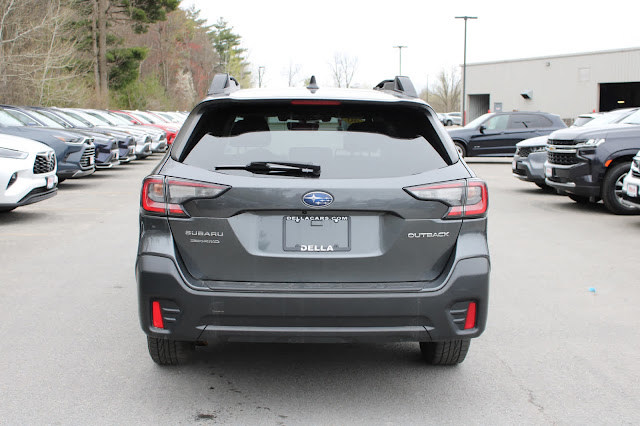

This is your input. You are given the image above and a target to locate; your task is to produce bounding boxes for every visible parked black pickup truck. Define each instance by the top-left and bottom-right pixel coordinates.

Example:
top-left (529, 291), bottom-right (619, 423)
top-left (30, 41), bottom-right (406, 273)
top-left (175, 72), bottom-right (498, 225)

top-left (544, 109), bottom-right (640, 214)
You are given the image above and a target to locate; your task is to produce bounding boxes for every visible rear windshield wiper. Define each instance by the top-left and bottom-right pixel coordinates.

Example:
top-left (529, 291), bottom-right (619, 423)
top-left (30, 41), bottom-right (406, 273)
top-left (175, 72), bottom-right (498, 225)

top-left (215, 161), bottom-right (321, 177)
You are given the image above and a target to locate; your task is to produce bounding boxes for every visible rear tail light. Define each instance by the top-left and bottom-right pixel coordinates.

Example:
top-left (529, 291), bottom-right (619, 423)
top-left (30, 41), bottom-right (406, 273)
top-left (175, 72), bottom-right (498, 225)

top-left (405, 178), bottom-right (488, 219)
top-left (141, 175), bottom-right (229, 217)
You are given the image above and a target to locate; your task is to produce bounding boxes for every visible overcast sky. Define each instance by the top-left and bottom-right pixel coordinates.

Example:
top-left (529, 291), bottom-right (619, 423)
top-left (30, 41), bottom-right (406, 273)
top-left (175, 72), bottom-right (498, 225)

top-left (182, 0), bottom-right (639, 92)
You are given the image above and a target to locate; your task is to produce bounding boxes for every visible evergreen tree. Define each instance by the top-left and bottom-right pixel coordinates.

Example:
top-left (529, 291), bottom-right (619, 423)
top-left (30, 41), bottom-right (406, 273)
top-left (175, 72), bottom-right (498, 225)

top-left (209, 18), bottom-right (252, 88)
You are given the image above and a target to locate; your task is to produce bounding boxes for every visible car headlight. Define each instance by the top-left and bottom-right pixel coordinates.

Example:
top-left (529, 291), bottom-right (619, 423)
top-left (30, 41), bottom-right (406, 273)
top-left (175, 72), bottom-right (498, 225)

top-left (530, 146), bottom-right (547, 153)
top-left (0, 147), bottom-right (28, 159)
top-left (55, 136), bottom-right (84, 145)
top-left (584, 138), bottom-right (605, 146)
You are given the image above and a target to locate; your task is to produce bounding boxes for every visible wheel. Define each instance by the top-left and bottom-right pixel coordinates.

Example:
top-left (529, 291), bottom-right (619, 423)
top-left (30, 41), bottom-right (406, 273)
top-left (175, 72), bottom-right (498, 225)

top-left (601, 162), bottom-right (639, 215)
top-left (454, 142), bottom-right (466, 158)
top-left (147, 336), bottom-right (194, 366)
top-left (445, 119), bottom-right (453, 126)
top-left (420, 340), bottom-right (471, 365)
top-left (568, 194), bottom-right (591, 204)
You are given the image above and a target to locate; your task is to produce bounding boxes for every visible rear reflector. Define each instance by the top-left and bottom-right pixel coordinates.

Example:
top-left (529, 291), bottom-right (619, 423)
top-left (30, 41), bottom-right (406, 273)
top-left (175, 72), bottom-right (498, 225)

top-left (404, 179), bottom-right (489, 219)
top-left (464, 302), bottom-right (477, 330)
top-left (152, 301), bottom-right (164, 329)
top-left (141, 175), bottom-right (230, 217)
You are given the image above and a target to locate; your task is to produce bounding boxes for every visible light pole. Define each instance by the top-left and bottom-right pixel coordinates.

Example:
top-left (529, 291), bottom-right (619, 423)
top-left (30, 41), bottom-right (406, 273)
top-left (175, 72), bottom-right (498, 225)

top-left (455, 16), bottom-right (477, 125)
top-left (258, 66), bottom-right (265, 88)
top-left (426, 74), bottom-right (429, 102)
top-left (393, 45), bottom-right (407, 75)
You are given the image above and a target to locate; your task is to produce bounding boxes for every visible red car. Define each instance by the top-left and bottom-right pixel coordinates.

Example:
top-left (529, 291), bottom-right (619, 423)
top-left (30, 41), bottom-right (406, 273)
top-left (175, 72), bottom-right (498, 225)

top-left (111, 110), bottom-right (178, 145)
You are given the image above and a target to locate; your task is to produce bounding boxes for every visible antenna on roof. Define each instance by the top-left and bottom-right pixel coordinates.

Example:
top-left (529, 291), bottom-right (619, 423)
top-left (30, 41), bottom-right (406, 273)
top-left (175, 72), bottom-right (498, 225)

top-left (307, 75), bottom-right (319, 92)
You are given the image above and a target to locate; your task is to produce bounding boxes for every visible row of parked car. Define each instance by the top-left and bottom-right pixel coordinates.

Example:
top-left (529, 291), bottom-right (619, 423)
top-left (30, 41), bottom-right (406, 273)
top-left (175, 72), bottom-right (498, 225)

top-left (0, 106), bottom-right (187, 212)
top-left (511, 107), bottom-right (640, 214)
top-left (437, 112), bottom-right (462, 126)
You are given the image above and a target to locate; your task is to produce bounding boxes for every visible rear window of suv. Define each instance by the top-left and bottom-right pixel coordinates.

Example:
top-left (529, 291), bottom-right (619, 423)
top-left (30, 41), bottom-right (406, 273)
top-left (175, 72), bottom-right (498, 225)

top-left (179, 102), bottom-right (451, 179)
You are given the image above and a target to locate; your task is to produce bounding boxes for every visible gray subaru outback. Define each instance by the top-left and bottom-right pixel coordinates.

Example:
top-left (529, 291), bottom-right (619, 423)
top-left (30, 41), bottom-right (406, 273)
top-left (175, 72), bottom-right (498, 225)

top-left (136, 75), bottom-right (490, 366)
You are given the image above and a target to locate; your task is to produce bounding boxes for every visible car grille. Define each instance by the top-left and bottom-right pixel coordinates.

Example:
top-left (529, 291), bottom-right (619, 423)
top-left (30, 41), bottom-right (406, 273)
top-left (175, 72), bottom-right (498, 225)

top-left (516, 147), bottom-right (532, 158)
top-left (547, 151), bottom-right (579, 165)
top-left (547, 138), bottom-right (576, 146)
top-left (33, 153), bottom-right (56, 174)
top-left (80, 147), bottom-right (95, 167)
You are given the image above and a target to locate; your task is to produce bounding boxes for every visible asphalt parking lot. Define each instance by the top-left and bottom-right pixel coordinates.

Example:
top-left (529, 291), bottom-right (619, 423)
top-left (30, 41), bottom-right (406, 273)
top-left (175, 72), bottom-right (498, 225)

top-left (1, 156), bottom-right (639, 424)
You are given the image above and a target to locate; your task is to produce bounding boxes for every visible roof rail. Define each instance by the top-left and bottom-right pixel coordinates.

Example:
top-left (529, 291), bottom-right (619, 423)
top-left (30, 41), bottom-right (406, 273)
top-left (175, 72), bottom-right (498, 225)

top-left (373, 76), bottom-right (418, 98)
top-left (207, 73), bottom-right (240, 96)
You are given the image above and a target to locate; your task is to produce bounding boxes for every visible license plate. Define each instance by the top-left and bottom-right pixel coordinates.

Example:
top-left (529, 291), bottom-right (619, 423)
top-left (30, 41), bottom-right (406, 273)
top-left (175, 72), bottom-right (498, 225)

top-left (628, 184), bottom-right (638, 198)
top-left (46, 176), bottom-right (55, 189)
top-left (89, 156), bottom-right (95, 165)
top-left (545, 166), bottom-right (552, 178)
top-left (283, 215), bottom-right (350, 252)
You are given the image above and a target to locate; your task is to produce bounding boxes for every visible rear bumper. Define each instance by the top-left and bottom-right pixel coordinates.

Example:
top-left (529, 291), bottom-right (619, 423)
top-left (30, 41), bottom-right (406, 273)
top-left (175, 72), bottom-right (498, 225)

top-left (136, 254), bottom-right (490, 344)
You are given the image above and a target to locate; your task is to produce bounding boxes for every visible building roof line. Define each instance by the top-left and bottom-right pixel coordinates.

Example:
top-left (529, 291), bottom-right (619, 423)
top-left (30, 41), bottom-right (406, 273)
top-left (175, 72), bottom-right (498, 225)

top-left (464, 46), bottom-right (640, 67)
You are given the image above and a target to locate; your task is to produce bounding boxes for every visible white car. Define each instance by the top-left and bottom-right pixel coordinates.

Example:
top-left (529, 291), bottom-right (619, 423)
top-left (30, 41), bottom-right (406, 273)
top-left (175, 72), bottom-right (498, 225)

top-left (0, 134), bottom-right (58, 212)
top-left (443, 112), bottom-right (462, 126)
top-left (622, 151), bottom-right (640, 208)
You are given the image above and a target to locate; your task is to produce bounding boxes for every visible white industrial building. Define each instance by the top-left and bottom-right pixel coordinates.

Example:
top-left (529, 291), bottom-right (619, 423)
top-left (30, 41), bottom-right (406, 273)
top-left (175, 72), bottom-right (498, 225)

top-left (463, 47), bottom-right (640, 123)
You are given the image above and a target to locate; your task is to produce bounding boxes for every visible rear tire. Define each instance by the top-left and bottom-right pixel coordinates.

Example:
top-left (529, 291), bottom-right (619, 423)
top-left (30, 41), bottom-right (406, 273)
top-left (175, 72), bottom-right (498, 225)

top-left (420, 340), bottom-right (470, 365)
top-left (568, 194), bottom-right (591, 204)
top-left (147, 336), bottom-right (194, 366)
top-left (454, 142), bottom-right (466, 158)
top-left (601, 162), bottom-right (639, 215)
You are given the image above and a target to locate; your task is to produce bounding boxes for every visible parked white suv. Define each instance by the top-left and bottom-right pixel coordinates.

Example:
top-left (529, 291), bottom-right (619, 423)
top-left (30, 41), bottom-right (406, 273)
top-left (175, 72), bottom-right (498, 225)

top-left (622, 151), bottom-right (640, 208)
top-left (0, 134), bottom-right (58, 212)
top-left (442, 112), bottom-right (462, 126)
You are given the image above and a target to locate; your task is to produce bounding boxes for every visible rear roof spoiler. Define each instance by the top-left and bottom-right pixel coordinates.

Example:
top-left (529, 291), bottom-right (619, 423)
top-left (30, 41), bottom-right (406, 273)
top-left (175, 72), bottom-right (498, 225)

top-left (207, 73), bottom-right (240, 96)
top-left (373, 76), bottom-right (418, 98)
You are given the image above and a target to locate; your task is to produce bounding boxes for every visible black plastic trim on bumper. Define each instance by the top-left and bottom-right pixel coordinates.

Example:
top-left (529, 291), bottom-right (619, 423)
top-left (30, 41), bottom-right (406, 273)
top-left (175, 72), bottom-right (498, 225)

top-left (136, 254), bottom-right (490, 344)
top-left (6, 186), bottom-right (58, 208)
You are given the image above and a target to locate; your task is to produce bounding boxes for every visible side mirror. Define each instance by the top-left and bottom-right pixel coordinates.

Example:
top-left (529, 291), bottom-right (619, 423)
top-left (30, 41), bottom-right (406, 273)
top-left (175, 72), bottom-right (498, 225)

top-left (479, 125), bottom-right (486, 134)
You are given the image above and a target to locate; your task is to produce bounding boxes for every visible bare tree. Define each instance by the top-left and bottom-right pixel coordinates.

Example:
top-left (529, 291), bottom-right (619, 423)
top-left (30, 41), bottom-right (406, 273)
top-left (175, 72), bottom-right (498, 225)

top-left (428, 67), bottom-right (461, 112)
top-left (328, 53), bottom-right (357, 88)
top-left (0, 0), bottom-right (85, 105)
top-left (285, 61), bottom-right (301, 87)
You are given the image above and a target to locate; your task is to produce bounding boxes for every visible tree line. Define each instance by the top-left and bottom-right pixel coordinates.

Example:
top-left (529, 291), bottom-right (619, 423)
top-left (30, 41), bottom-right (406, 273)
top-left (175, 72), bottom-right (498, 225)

top-left (0, 0), bottom-right (460, 112)
top-left (0, 0), bottom-right (250, 110)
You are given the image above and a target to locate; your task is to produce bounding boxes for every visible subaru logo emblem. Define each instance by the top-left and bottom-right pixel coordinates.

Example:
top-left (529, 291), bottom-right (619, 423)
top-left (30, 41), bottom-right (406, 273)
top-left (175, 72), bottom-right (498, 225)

top-left (302, 191), bottom-right (333, 207)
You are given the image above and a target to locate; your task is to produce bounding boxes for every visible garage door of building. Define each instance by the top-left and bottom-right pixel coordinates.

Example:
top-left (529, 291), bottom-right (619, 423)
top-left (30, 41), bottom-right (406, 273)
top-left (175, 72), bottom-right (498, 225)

top-left (599, 82), bottom-right (640, 111)
top-left (468, 94), bottom-right (490, 123)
